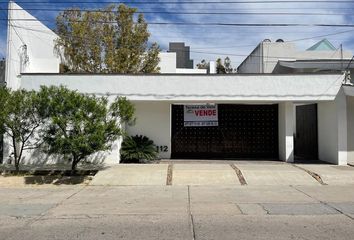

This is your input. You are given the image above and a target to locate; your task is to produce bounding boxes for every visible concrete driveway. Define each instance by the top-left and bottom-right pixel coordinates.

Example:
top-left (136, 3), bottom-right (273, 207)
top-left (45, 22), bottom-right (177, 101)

top-left (90, 161), bottom-right (354, 186)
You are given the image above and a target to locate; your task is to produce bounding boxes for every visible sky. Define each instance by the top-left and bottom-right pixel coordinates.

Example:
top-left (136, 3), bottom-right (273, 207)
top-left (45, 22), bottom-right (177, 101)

top-left (1, 0), bottom-right (354, 68)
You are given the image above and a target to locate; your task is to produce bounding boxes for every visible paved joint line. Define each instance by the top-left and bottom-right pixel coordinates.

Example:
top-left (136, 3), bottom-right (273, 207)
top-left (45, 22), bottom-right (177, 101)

top-left (27, 185), bottom-right (88, 226)
top-left (259, 204), bottom-right (270, 215)
top-left (166, 163), bottom-right (173, 186)
top-left (2, 186), bottom-right (90, 240)
top-left (187, 186), bottom-right (196, 240)
top-left (230, 164), bottom-right (247, 185)
top-left (291, 164), bottom-right (327, 185)
top-left (291, 185), bottom-right (354, 221)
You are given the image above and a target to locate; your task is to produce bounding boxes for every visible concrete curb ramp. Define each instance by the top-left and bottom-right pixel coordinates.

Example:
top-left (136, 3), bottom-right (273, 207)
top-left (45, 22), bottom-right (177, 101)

top-left (89, 163), bottom-right (354, 186)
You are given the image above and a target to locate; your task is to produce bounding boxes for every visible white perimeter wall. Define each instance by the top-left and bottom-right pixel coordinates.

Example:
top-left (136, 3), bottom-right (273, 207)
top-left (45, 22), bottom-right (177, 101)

top-left (126, 101), bottom-right (172, 159)
top-left (318, 89), bottom-right (348, 165)
top-left (347, 96), bottom-right (354, 164)
top-left (318, 101), bottom-right (338, 164)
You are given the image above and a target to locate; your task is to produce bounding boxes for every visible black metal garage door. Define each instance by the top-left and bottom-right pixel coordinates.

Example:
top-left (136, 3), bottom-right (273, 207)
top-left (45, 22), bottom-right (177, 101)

top-left (171, 104), bottom-right (278, 159)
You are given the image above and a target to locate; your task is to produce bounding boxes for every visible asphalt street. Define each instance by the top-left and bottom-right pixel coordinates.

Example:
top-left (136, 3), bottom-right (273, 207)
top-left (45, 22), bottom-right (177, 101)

top-left (1, 185), bottom-right (354, 240)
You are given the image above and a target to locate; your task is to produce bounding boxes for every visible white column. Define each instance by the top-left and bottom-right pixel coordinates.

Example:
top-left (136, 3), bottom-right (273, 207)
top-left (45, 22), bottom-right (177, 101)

top-left (336, 88), bottom-right (348, 165)
top-left (279, 102), bottom-right (294, 163)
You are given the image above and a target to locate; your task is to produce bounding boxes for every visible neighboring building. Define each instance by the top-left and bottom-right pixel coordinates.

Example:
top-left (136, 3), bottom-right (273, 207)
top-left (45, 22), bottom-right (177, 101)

top-left (158, 43), bottom-right (211, 74)
top-left (237, 39), bottom-right (353, 75)
top-left (4, 1), bottom-right (209, 89)
top-left (168, 42), bottom-right (194, 69)
top-left (5, 1), bottom-right (60, 90)
top-left (2, 2), bottom-right (354, 166)
top-left (158, 51), bottom-right (209, 74)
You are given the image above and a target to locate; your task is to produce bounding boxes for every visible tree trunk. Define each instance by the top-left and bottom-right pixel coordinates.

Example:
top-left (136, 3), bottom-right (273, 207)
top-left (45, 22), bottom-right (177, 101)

top-left (12, 137), bottom-right (19, 173)
top-left (71, 155), bottom-right (80, 175)
top-left (15, 161), bottom-right (19, 173)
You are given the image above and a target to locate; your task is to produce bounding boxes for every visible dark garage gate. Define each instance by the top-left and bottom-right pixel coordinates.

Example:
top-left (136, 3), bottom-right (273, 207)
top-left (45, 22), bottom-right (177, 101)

top-left (171, 104), bottom-right (279, 159)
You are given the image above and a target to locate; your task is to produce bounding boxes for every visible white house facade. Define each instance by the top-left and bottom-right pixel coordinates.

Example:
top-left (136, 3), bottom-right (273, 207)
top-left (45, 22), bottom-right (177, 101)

top-left (14, 73), bottom-right (352, 166)
top-left (1, 1), bottom-right (354, 166)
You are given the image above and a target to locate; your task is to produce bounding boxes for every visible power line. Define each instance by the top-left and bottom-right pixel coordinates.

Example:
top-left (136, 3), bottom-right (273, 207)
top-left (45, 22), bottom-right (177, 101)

top-left (4, 1), bottom-right (354, 4)
top-left (2, 8), bottom-right (354, 16)
top-left (3, 18), bottom-right (354, 28)
top-left (346, 56), bottom-right (354, 70)
top-left (7, 23), bottom-right (353, 61)
top-left (3, 5), bottom-right (354, 11)
top-left (192, 29), bottom-right (354, 49)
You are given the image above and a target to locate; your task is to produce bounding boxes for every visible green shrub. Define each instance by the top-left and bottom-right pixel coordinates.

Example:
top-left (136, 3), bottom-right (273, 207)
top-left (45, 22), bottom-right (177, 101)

top-left (120, 135), bottom-right (158, 163)
top-left (38, 86), bottom-right (135, 171)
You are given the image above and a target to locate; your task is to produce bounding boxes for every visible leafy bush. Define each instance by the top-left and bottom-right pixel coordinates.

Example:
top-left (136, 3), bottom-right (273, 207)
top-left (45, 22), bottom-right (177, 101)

top-left (38, 86), bottom-right (135, 171)
top-left (0, 88), bottom-right (43, 172)
top-left (120, 135), bottom-right (158, 163)
top-left (0, 86), bottom-right (135, 172)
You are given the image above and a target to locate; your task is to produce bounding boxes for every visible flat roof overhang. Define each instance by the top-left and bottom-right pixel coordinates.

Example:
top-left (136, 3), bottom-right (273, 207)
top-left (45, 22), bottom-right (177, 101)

top-left (273, 59), bottom-right (354, 74)
top-left (20, 73), bottom-right (344, 102)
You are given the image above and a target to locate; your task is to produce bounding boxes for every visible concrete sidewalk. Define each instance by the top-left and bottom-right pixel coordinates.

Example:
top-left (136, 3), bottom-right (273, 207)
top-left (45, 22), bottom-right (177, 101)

top-left (1, 185), bottom-right (354, 240)
top-left (90, 162), bottom-right (354, 186)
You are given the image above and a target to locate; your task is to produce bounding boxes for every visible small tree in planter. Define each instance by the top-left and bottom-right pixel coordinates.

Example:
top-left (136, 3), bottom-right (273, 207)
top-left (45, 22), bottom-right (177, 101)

top-left (0, 89), bottom-right (43, 172)
top-left (39, 86), bottom-right (134, 172)
top-left (120, 135), bottom-right (158, 163)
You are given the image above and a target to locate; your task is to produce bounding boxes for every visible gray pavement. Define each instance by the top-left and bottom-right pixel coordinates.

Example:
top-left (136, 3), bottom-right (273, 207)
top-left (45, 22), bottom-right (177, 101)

top-left (0, 185), bottom-right (354, 240)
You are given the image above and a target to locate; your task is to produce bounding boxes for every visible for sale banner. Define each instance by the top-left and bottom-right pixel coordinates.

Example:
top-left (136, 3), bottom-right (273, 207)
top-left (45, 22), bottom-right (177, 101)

top-left (184, 104), bottom-right (218, 127)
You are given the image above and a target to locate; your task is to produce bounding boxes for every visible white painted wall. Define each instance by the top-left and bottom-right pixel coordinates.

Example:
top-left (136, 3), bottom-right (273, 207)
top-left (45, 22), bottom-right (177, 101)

top-left (158, 52), bottom-right (208, 74)
top-left (17, 74), bottom-right (347, 165)
top-left (336, 89), bottom-right (348, 165)
top-left (5, 1), bottom-right (60, 90)
top-left (318, 101), bottom-right (338, 164)
top-left (175, 68), bottom-right (207, 74)
top-left (20, 74), bottom-right (344, 102)
top-left (10, 137), bottom-right (121, 166)
top-left (126, 101), bottom-right (171, 159)
top-left (237, 43), bottom-right (263, 73)
top-left (262, 42), bottom-right (297, 73)
top-left (158, 52), bottom-right (177, 73)
top-left (347, 96), bottom-right (354, 164)
top-left (278, 102), bottom-right (294, 162)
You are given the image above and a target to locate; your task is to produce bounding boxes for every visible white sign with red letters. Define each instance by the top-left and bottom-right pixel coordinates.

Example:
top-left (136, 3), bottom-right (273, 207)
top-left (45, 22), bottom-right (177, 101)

top-left (184, 104), bottom-right (218, 127)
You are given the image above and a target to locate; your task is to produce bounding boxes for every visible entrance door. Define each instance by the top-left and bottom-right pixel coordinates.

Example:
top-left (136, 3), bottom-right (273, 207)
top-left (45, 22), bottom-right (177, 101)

top-left (171, 104), bottom-right (278, 159)
top-left (295, 104), bottom-right (318, 160)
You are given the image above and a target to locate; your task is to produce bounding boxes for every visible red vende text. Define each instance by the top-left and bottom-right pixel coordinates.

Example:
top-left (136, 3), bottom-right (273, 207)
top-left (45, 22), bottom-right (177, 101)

top-left (194, 109), bottom-right (217, 116)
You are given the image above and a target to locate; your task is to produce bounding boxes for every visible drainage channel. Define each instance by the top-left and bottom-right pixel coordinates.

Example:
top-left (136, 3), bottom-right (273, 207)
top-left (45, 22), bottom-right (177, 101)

top-left (166, 163), bottom-right (173, 186)
top-left (230, 164), bottom-right (247, 185)
top-left (292, 164), bottom-right (327, 185)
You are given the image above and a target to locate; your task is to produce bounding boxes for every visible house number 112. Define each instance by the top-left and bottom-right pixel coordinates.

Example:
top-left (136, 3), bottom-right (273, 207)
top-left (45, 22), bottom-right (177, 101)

top-left (156, 146), bottom-right (168, 152)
